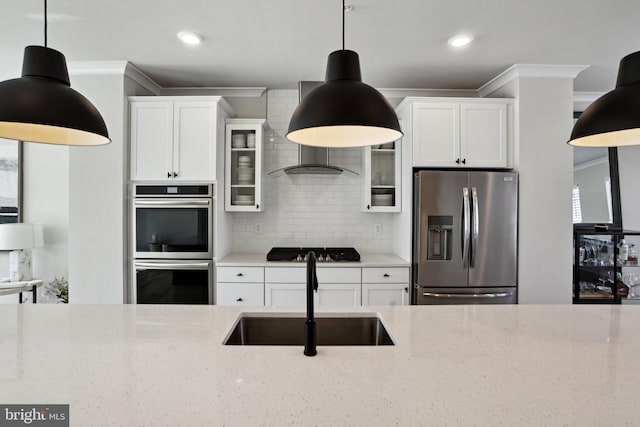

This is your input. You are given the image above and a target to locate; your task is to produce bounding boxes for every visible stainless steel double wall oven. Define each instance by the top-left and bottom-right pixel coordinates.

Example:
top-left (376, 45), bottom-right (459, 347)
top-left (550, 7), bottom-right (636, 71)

top-left (131, 184), bottom-right (214, 304)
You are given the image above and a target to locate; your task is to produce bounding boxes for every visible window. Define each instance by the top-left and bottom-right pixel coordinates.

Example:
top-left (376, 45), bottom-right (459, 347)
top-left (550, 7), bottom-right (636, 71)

top-left (572, 185), bottom-right (582, 224)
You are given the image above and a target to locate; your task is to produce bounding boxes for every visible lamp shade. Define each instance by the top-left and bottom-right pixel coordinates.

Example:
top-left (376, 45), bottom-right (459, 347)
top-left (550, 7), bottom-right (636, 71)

top-left (0, 46), bottom-right (110, 146)
top-left (287, 50), bottom-right (403, 148)
top-left (569, 50), bottom-right (640, 147)
top-left (0, 223), bottom-right (35, 250)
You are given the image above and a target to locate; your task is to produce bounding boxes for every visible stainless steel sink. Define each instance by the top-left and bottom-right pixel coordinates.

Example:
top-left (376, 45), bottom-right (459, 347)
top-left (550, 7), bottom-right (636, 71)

top-left (223, 313), bottom-right (395, 346)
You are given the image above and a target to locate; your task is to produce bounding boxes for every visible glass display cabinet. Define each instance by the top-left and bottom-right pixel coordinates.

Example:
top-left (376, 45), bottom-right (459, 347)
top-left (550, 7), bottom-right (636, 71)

top-left (573, 230), bottom-right (640, 304)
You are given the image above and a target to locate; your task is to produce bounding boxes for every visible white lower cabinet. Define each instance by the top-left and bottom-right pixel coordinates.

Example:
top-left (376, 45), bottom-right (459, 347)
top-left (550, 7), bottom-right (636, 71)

top-left (361, 267), bottom-right (410, 306)
top-left (362, 283), bottom-right (409, 306)
top-left (216, 282), bottom-right (264, 306)
top-left (317, 283), bottom-right (361, 307)
top-left (264, 267), bottom-right (361, 307)
top-left (216, 264), bottom-right (409, 307)
top-left (264, 283), bottom-right (306, 306)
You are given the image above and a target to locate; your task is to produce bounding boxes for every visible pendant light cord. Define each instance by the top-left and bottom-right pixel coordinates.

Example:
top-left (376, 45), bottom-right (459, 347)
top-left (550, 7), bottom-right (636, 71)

top-left (44, 0), bottom-right (48, 47)
top-left (342, 0), bottom-right (345, 50)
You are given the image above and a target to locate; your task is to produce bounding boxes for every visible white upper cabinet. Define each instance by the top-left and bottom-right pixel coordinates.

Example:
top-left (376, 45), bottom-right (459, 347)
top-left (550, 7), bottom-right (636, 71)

top-left (412, 102), bottom-right (460, 167)
top-left (399, 98), bottom-right (511, 169)
top-left (130, 97), bottom-right (232, 181)
top-left (130, 101), bottom-right (173, 181)
top-left (459, 102), bottom-right (508, 168)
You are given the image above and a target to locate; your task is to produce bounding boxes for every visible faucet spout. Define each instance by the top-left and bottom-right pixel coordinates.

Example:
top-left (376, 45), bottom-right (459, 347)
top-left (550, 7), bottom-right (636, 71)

top-left (304, 251), bottom-right (319, 356)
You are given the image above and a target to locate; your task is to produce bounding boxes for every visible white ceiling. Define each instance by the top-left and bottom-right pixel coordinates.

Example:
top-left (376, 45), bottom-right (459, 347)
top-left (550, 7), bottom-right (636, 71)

top-left (0, 0), bottom-right (639, 91)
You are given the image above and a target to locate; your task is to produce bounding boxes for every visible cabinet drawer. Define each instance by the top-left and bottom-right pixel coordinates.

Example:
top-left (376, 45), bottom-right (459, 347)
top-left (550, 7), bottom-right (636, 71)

top-left (317, 268), bottom-right (361, 283)
top-left (265, 267), bottom-right (361, 283)
top-left (265, 267), bottom-right (305, 283)
top-left (362, 267), bottom-right (409, 283)
top-left (216, 282), bottom-right (264, 306)
top-left (217, 266), bottom-right (264, 283)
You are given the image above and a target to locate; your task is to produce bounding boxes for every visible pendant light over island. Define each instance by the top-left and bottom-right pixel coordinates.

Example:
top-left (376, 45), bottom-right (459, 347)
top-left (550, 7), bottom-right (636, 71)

top-left (286, 1), bottom-right (402, 148)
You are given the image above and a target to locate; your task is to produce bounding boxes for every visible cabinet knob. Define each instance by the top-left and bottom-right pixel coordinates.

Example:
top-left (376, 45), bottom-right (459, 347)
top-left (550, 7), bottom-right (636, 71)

top-left (367, 205), bottom-right (370, 210)
top-left (256, 204), bottom-right (259, 209)
top-left (236, 298), bottom-right (243, 302)
top-left (461, 159), bottom-right (466, 165)
top-left (237, 273), bottom-right (243, 277)
top-left (404, 287), bottom-right (409, 293)
top-left (173, 172), bottom-right (178, 178)
top-left (383, 273), bottom-right (390, 277)
top-left (167, 172), bottom-right (171, 178)
top-left (455, 158), bottom-right (460, 164)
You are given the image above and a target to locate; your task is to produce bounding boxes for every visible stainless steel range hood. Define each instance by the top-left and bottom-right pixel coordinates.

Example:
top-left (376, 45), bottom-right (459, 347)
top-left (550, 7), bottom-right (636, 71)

top-left (269, 82), bottom-right (358, 177)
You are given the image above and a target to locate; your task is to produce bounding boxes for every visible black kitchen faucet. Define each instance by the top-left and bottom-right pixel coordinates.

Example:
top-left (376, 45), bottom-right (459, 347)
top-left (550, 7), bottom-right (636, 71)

top-left (304, 251), bottom-right (319, 356)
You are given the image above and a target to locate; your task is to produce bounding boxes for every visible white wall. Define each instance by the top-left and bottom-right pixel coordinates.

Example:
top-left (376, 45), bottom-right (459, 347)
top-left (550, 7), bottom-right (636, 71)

top-left (489, 78), bottom-right (574, 303)
top-left (229, 90), bottom-right (396, 253)
top-left (618, 146), bottom-right (640, 230)
top-left (68, 73), bottom-right (151, 303)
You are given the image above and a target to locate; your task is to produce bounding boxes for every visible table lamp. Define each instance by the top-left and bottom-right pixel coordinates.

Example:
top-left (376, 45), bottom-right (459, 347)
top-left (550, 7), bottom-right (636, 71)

top-left (0, 223), bottom-right (44, 281)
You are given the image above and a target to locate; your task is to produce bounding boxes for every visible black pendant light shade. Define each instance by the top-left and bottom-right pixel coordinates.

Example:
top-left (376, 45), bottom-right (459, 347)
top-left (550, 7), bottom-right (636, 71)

top-left (569, 50), bottom-right (640, 147)
top-left (287, 50), bottom-right (402, 148)
top-left (0, 46), bottom-right (110, 146)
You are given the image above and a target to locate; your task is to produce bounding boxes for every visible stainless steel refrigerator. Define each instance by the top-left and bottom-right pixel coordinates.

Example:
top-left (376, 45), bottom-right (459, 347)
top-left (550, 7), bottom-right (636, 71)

top-left (413, 170), bottom-right (518, 304)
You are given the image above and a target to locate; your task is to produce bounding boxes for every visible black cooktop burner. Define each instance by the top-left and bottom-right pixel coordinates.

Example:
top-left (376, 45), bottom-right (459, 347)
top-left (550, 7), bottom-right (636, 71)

top-left (266, 247), bottom-right (360, 262)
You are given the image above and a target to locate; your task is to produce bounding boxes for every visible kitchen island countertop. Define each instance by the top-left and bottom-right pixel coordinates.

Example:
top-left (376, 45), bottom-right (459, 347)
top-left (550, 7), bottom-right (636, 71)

top-left (2, 304), bottom-right (639, 426)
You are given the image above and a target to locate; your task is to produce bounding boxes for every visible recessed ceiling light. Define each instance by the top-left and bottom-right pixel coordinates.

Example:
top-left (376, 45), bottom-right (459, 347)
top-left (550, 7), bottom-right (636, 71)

top-left (177, 31), bottom-right (202, 45)
top-left (448, 34), bottom-right (474, 48)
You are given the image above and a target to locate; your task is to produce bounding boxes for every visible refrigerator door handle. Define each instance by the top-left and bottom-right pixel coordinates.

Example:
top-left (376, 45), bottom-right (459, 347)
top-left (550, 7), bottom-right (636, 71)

top-left (471, 187), bottom-right (479, 268)
top-left (462, 187), bottom-right (470, 266)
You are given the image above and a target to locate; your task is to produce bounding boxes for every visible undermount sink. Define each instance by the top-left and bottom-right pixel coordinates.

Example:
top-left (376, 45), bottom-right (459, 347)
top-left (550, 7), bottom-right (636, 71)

top-left (223, 313), bottom-right (395, 346)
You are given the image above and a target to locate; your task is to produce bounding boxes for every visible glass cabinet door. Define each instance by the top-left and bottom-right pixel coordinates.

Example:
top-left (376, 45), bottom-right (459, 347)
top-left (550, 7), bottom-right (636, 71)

top-left (225, 119), bottom-right (266, 212)
top-left (362, 140), bottom-right (401, 213)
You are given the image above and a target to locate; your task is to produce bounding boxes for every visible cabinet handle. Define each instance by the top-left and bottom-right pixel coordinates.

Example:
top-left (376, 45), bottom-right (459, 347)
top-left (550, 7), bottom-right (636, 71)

top-left (383, 273), bottom-right (390, 277)
top-left (236, 298), bottom-right (243, 302)
top-left (455, 158), bottom-right (460, 164)
top-left (404, 287), bottom-right (409, 293)
top-left (167, 172), bottom-right (171, 178)
top-left (173, 172), bottom-right (178, 178)
top-left (461, 159), bottom-right (466, 165)
top-left (237, 273), bottom-right (243, 277)
top-left (367, 204), bottom-right (370, 210)
top-left (256, 204), bottom-right (259, 209)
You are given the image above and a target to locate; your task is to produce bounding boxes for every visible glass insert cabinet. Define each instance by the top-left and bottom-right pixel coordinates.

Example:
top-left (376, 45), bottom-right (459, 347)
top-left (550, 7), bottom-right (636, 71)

top-left (573, 230), bottom-right (640, 303)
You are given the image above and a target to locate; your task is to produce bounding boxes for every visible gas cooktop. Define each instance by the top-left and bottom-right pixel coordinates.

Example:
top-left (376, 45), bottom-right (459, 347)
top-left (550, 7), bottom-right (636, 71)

top-left (266, 247), bottom-right (361, 262)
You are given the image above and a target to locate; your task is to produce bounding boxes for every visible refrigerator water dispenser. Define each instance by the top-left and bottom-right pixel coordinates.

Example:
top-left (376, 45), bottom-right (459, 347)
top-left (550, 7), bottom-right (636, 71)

top-left (427, 216), bottom-right (453, 260)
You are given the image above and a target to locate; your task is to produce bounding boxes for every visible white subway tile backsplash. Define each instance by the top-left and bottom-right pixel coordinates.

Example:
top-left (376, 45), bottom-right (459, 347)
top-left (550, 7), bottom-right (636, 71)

top-left (230, 89), bottom-right (395, 254)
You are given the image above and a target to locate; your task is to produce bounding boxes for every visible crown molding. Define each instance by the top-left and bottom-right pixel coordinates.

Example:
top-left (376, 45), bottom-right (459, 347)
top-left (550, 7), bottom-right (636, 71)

top-left (65, 61), bottom-right (264, 97)
top-left (478, 64), bottom-right (590, 97)
top-left (573, 91), bottom-right (607, 112)
top-left (379, 88), bottom-right (478, 98)
top-left (67, 60), bottom-right (128, 75)
top-left (66, 60), bottom-right (162, 94)
top-left (124, 63), bottom-right (162, 95)
top-left (159, 87), bottom-right (266, 97)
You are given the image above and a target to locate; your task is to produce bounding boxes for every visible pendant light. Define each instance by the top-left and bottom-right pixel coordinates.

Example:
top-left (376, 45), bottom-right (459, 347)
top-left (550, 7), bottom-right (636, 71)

top-left (286, 1), bottom-right (402, 148)
top-left (0, 0), bottom-right (110, 146)
top-left (569, 50), bottom-right (640, 147)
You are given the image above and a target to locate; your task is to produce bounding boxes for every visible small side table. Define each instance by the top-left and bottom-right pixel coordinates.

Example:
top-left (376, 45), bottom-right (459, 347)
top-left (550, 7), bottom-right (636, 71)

top-left (0, 279), bottom-right (44, 303)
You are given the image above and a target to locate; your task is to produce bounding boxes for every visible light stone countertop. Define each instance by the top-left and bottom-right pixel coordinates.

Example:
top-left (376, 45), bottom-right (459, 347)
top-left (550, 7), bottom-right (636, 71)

top-left (216, 252), bottom-right (410, 267)
top-left (2, 304), bottom-right (640, 426)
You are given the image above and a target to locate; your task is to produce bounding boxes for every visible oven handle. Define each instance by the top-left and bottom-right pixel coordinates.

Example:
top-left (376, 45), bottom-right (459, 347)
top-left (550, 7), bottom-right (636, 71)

top-left (134, 200), bottom-right (210, 207)
top-left (135, 261), bottom-right (211, 270)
